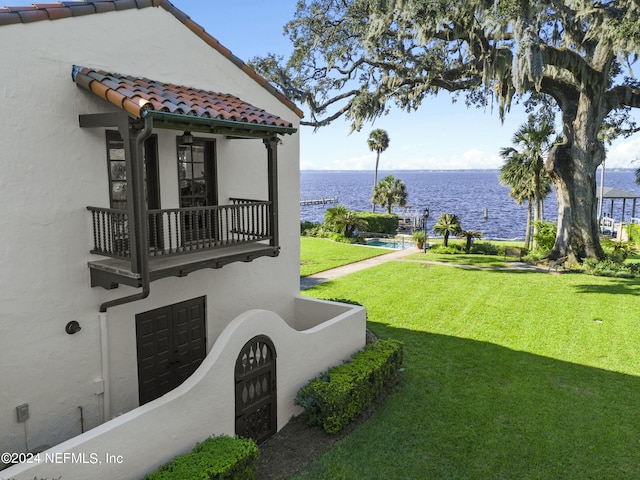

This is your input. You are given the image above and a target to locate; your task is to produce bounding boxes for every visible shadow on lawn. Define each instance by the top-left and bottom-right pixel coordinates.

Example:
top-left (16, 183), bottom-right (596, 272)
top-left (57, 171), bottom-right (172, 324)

top-left (303, 323), bottom-right (640, 480)
top-left (572, 279), bottom-right (640, 295)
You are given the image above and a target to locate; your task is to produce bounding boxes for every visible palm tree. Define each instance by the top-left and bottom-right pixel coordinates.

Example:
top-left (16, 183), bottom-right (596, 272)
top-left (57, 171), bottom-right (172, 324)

top-left (458, 229), bottom-right (483, 253)
top-left (499, 116), bottom-right (554, 249)
top-left (324, 205), bottom-right (366, 238)
top-left (367, 129), bottom-right (390, 212)
top-left (432, 213), bottom-right (461, 247)
top-left (372, 175), bottom-right (408, 214)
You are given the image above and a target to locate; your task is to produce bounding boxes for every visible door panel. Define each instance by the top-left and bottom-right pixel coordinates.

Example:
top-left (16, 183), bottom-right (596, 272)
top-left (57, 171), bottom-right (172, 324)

top-left (173, 301), bottom-right (207, 385)
top-left (235, 335), bottom-right (277, 444)
top-left (136, 297), bottom-right (206, 405)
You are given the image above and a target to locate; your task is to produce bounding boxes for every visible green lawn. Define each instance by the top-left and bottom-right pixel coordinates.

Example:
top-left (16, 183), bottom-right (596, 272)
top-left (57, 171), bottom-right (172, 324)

top-left (407, 252), bottom-right (513, 267)
top-left (296, 258), bottom-right (640, 479)
top-left (300, 236), bottom-right (390, 277)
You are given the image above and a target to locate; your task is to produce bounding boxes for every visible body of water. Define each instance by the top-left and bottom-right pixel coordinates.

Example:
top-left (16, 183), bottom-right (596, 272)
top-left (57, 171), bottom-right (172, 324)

top-left (300, 169), bottom-right (640, 241)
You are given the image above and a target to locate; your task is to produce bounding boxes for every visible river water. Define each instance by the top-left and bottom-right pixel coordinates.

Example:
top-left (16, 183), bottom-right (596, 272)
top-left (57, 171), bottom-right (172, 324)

top-left (300, 169), bottom-right (640, 240)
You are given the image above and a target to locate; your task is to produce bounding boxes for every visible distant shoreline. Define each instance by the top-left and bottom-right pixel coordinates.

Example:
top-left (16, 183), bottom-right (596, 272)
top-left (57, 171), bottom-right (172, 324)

top-left (300, 168), bottom-right (636, 173)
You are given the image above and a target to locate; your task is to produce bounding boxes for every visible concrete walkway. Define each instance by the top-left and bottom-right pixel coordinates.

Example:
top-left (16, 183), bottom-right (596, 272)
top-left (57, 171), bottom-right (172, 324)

top-left (300, 247), bottom-right (418, 290)
top-left (300, 247), bottom-right (552, 290)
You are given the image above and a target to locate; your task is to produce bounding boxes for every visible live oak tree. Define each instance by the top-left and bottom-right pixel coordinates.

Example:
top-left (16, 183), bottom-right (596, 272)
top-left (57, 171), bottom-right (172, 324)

top-left (252, 0), bottom-right (640, 261)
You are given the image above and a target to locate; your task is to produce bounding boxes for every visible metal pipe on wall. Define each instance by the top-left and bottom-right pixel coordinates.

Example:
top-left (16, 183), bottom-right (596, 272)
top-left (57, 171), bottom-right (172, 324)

top-left (99, 312), bottom-right (111, 422)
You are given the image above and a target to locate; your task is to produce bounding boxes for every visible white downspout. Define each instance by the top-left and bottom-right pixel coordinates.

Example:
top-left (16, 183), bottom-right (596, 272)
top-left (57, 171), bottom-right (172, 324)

top-left (99, 312), bottom-right (111, 422)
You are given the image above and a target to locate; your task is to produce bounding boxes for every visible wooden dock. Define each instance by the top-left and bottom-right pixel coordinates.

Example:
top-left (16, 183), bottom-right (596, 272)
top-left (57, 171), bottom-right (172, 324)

top-left (300, 197), bottom-right (338, 206)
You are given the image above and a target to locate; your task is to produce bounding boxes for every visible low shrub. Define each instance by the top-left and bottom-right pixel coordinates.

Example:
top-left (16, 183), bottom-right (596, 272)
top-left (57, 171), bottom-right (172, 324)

top-left (582, 258), bottom-right (639, 278)
top-left (601, 239), bottom-right (633, 264)
top-left (301, 221), bottom-right (319, 235)
top-left (144, 435), bottom-right (259, 480)
top-left (296, 339), bottom-right (403, 434)
top-left (472, 242), bottom-right (500, 255)
top-left (325, 298), bottom-right (364, 307)
top-left (428, 244), bottom-right (465, 254)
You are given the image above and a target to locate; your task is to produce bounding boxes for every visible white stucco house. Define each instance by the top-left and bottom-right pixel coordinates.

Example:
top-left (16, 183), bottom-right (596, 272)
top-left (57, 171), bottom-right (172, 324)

top-left (0, 2), bottom-right (365, 479)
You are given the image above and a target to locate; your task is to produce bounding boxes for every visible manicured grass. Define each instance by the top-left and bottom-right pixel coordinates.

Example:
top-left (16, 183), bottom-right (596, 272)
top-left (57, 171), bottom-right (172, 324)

top-left (300, 237), bottom-right (390, 277)
top-left (297, 261), bottom-right (640, 479)
top-left (406, 252), bottom-right (513, 267)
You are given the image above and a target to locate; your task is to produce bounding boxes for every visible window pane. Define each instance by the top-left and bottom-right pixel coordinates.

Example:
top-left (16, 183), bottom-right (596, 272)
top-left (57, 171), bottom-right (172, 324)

top-left (192, 145), bottom-right (205, 162)
top-left (182, 162), bottom-right (193, 179)
top-left (192, 162), bottom-right (205, 180)
top-left (110, 161), bottom-right (127, 180)
top-left (112, 181), bottom-right (127, 201)
top-left (193, 179), bottom-right (206, 197)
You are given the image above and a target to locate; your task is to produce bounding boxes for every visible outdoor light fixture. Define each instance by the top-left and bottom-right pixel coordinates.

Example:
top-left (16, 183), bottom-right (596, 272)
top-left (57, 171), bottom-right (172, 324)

top-left (181, 131), bottom-right (194, 145)
top-left (422, 206), bottom-right (430, 253)
top-left (65, 321), bottom-right (81, 335)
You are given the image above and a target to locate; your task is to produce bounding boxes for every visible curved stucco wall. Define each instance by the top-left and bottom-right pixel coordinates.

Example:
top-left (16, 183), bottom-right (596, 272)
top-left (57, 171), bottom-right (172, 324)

top-left (1, 298), bottom-right (366, 480)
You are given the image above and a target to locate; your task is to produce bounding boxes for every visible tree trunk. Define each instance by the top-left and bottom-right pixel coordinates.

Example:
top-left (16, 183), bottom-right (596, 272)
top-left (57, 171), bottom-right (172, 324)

top-left (546, 142), bottom-right (604, 262)
top-left (524, 200), bottom-right (532, 249)
top-left (533, 164), bottom-right (541, 250)
top-left (372, 153), bottom-right (380, 213)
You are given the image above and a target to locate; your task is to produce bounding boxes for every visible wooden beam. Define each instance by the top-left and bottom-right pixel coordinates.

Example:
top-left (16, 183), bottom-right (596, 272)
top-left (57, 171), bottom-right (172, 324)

top-left (264, 137), bottom-right (279, 249)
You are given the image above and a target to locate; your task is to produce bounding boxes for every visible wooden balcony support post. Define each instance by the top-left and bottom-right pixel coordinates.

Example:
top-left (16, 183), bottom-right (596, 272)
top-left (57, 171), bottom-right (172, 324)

top-left (264, 137), bottom-right (279, 248)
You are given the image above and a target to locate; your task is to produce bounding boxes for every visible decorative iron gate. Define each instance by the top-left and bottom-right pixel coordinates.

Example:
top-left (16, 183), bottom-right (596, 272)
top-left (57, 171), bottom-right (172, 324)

top-left (234, 335), bottom-right (277, 444)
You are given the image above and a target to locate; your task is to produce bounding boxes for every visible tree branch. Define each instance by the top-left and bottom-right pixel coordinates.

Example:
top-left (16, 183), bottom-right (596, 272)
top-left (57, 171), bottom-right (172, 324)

top-left (606, 85), bottom-right (640, 111)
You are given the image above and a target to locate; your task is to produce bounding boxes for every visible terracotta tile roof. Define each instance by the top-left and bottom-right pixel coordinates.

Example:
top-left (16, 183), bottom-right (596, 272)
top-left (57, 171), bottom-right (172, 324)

top-left (73, 66), bottom-right (296, 133)
top-left (0, 0), bottom-right (303, 118)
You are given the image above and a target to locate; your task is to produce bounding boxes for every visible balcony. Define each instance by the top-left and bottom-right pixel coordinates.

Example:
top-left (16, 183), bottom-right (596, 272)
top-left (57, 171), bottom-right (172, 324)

top-left (87, 199), bottom-right (279, 289)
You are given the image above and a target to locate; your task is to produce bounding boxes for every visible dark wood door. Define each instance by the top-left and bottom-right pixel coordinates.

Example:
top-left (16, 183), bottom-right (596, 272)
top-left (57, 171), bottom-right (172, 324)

top-left (136, 296), bottom-right (206, 405)
top-left (177, 139), bottom-right (218, 245)
top-left (235, 335), bottom-right (277, 444)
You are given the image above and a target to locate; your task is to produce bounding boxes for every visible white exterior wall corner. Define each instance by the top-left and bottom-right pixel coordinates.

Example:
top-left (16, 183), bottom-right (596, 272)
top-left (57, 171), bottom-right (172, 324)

top-left (0, 5), bottom-right (304, 462)
top-left (1, 303), bottom-right (366, 480)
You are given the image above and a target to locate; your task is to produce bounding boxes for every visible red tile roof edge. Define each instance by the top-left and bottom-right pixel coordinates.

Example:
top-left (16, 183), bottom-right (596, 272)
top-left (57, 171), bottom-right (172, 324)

top-left (72, 66), bottom-right (296, 133)
top-left (0, 0), bottom-right (303, 119)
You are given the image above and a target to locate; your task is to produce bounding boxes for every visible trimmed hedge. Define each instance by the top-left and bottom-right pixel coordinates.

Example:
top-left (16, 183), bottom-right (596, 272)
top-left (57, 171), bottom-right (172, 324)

top-left (144, 435), bottom-right (259, 480)
top-left (295, 339), bottom-right (403, 434)
top-left (356, 213), bottom-right (398, 234)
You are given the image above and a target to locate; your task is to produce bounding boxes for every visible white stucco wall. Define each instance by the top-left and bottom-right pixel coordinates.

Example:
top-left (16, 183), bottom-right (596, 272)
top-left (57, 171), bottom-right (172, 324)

top-left (0, 5), bottom-right (308, 462)
top-left (1, 299), bottom-right (366, 480)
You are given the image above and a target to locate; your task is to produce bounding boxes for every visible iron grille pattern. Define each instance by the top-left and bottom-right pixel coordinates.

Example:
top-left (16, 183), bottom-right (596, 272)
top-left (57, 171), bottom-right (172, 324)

top-left (235, 335), bottom-right (277, 444)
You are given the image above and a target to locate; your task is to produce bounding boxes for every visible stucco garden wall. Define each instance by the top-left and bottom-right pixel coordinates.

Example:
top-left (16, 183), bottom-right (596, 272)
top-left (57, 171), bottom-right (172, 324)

top-left (1, 298), bottom-right (366, 480)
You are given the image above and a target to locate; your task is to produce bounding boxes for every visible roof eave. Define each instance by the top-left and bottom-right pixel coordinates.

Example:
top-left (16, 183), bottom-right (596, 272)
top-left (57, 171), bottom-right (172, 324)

top-left (144, 110), bottom-right (297, 137)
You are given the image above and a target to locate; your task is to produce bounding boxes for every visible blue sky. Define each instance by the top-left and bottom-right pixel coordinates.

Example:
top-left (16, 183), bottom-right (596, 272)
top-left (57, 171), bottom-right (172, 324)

top-left (10, 0), bottom-right (640, 170)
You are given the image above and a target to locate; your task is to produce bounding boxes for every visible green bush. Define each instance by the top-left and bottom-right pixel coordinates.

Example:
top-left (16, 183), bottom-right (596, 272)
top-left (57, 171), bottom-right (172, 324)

top-left (428, 244), bottom-right (465, 254)
top-left (582, 258), bottom-right (639, 278)
top-left (356, 212), bottom-right (399, 234)
top-left (301, 221), bottom-right (319, 235)
top-left (533, 220), bottom-right (557, 254)
top-left (144, 435), bottom-right (259, 480)
top-left (296, 339), bottom-right (403, 434)
top-left (472, 242), bottom-right (499, 255)
top-left (627, 223), bottom-right (640, 248)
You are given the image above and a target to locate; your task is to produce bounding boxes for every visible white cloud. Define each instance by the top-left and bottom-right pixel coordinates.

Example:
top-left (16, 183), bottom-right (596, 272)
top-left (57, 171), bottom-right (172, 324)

top-left (606, 136), bottom-right (640, 168)
top-left (300, 148), bottom-right (504, 170)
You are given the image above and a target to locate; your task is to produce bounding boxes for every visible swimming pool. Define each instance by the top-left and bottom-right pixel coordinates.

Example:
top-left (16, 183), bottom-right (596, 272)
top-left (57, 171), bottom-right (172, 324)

top-left (365, 238), bottom-right (415, 250)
